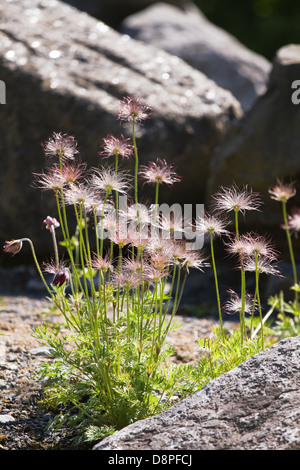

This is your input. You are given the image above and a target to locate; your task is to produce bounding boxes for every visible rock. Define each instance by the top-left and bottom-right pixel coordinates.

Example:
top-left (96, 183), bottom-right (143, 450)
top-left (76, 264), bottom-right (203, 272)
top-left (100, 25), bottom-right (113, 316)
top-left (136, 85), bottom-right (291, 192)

top-left (29, 346), bottom-right (55, 356)
top-left (0, 414), bottom-right (15, 424)
top-left (207, 44), bottom-right (300, 227)
top-left (121, 3), bottom-right (271, 112)
top-left (93, 336), bottom-right (300, 450)
top-left (0, 0), bottom-right (241, 260)
top-left (61, 0), bottom-right (190, 28)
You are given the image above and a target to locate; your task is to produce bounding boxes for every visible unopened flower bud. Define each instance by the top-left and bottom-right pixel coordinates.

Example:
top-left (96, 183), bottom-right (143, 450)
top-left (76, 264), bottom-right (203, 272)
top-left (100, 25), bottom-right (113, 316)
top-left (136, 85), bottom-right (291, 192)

top-left (42, 216), bottom-right (60, 232)
top-left (52, 268), bottom-right (70, 287)
top-left (3, 239), bottom-right (23, 256)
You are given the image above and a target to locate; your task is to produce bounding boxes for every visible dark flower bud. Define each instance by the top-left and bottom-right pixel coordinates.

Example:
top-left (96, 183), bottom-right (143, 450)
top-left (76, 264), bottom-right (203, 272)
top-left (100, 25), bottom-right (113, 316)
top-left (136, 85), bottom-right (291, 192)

top-left (52, 268), bottom-right (69, 287)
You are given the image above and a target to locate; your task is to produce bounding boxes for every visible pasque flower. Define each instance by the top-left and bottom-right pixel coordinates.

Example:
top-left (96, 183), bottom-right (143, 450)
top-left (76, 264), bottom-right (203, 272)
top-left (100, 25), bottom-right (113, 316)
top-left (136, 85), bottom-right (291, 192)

top-left (194, 213), bottom-right (229, 237)
top-left (286, 209), bottom-right (300, 235)
top-left (32, 167), bottom-right (65, 192)
top-left (43, 260), bottom-right (70, 287)
top-left (42, 216), bottom-right (60, 232)
top-left (225, 232), bottom-right (278, 261)
top-left (212, 183), bottom-right (262, 215)
top-left (91, 167), bottom-right (131, 195)
top-left (64, 183), bottom-right (100, 207)
top-left (3, 239), bottom-right (23, 256)
top-left (100, 134), bottom-right (134, 159)
top-left (42, 132), bottom-right (79, 160)
top-left (91, 253), bottom-right (113, 273)
top-left (139, 158), bottom-right (181, 186)
top-left (56, 162), bottom-right (87, 185)
top-left (180, 250), bottom-right (209, 273)
top-left (224, 289), bottom-right (255, 316)
top-left (269, 180), bottom-right (296, 203)
top-left (243, 256), bottom-right (281, 276)
top-left (118, 96), bottom-right (152, 124)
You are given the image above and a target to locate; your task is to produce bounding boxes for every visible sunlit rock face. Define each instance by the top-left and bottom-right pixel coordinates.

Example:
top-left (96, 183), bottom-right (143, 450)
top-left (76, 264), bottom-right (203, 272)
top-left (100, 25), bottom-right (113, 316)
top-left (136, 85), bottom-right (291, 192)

top-left (0, 0), bottom-right (241, 258)
top-left (93, 336), bottom-right (300, 450)
top-left (121, 3), bottom-right (271, 112)
top-left (207, 44), bottom-right (300, 227)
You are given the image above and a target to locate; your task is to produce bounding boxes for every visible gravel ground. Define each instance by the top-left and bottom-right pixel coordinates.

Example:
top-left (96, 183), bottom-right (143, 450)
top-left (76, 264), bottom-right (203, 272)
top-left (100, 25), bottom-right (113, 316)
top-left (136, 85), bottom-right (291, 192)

top-left (0, 295), bottom-right (81, 450)
top-left (0, 268), bottom-right (226, 451)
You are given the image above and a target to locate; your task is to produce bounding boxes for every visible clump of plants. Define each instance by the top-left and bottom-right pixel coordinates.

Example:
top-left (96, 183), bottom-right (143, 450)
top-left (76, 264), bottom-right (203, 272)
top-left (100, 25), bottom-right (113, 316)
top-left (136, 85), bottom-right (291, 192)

top-left (3, 96), bottom-right (299, 446)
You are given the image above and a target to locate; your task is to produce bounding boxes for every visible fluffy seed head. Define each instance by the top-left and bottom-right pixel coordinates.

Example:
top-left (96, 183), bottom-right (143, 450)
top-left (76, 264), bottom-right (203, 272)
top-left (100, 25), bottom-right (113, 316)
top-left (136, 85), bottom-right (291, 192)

top-left (269, 180), bottom-right (296, 203)
top-left (225, 233), bottom-right (278, 263)
top-left (223, 289), bottom-right (255, 316)
top-left (194, 213), bottom-right (229, 237)
top-left (100, 134), bottom-right (134, 159)
top-left (91, 167), bottom-right (131, 195)
top-left (286, 209), bottom-right (300, 235)
top-left (111, 267), bottom-right (142, 289)
top-left (179, 250), bottom-right (209, 273)
top-left (212, 184), bottom-right (262, 214)
top-left (57, 162), bottom-right (87, 185)
top-left (139, 158), bottom-right (181, 186)
top-left (64, 183), bottom-right (100, 207)
top-left (42, 132), bottom-right (79, 160)
top-left (32, 168), bottom-right (65, 192)
top-left (91, 253), bottom-right (113, 272)
top-left (243, 256), bottom-right (281, 276)
top-left (118, 96), bottom-right (152, 123)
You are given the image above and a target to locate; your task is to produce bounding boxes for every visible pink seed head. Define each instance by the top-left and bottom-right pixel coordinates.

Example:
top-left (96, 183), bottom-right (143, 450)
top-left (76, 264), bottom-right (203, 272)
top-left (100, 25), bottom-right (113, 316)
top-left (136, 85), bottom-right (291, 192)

top-left (139, 158), bottom-right (181, 186)
top-left (212, 183), bottom-right (262, 214)
top-left (118, 96), bottom-right (152, 124)
top-left (42, 132), bottom-right (79, 160)
top-left (269, 180), bottom-right (296, 203)
top-left (100, 134), bottom-right (134, 159)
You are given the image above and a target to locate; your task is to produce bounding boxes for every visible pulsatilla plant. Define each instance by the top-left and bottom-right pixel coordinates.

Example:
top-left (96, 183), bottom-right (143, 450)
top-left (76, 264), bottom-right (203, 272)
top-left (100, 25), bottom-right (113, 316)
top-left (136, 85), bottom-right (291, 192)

top-left (3, 96), bottom-right (210, 441)
top-left (4, 97), bottom-right (298, 446)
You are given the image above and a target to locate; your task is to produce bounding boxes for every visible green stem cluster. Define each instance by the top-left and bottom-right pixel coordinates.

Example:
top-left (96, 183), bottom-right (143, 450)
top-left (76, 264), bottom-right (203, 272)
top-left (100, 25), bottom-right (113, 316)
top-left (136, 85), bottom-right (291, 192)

top-left (282, 201), bottom-right (298, 304)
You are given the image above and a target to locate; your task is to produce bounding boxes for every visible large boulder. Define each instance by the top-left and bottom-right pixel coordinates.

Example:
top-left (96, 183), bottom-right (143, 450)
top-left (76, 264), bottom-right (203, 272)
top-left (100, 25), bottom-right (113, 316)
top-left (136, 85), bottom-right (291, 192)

top-left (121, 3), bottom-right (272, 112)
top-left (0, 0), bottom-right (241, 261)
top-left (207, 44), bottom-right (300, 227)
top-left (61, 0), bottom-right (191, 28)
top-left (93, 336), bottom-right (300, 450)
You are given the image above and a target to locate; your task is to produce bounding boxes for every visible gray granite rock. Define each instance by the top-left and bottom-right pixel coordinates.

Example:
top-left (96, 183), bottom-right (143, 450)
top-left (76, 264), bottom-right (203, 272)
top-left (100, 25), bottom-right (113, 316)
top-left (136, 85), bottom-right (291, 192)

top-left (121, 3), bottom-right (271, 112)
top-left (62, 0), bottom-right (191, 28)
top-left (0, 0), bottom-right (241, 259)
top-left (207, 44), bottom-right (300, 227)
top-left (93, 336), bottom-right (300, 450)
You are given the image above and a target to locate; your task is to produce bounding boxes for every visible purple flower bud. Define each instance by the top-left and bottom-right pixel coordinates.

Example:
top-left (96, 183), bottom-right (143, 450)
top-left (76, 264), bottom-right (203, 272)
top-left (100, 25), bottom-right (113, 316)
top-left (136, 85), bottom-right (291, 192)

top-left (52, 268), bottom-right (69, 287)
top-left (42, 216), bottom-right (60, 232)
top-left (3, 239), bottom-right (23, 256)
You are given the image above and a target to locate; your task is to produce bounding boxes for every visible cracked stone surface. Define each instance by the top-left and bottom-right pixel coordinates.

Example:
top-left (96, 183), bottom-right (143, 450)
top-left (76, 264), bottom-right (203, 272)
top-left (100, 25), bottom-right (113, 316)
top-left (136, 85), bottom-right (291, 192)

top-left (93, 336), bottom-right (300, 450)
top-left (0, 0), bottom-right (241, 257)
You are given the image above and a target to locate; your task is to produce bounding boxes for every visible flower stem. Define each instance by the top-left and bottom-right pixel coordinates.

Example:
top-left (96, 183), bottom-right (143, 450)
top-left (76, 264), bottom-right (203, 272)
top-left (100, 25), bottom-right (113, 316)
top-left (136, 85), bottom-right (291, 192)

top-left (132, 119), bottom-right (139, 208)
top-left (21, 238), bottom-right (52, 296)
top-left (255, 256), bottom-right (264, 350)
top-left (234, 209), bottom-right (246, 343)
top-left (210, 233), bottom-right (224, 339)
top-left (282, 201), bottom-right (298, 304)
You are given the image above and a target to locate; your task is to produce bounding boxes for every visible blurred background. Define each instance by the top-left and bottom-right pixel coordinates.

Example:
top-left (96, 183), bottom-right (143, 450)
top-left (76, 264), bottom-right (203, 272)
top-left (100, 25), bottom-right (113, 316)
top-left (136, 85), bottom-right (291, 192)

top-left (194, 0), bottom-right (300, 60)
